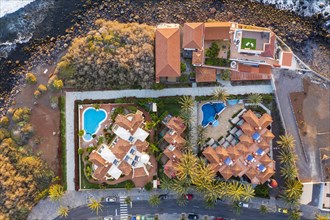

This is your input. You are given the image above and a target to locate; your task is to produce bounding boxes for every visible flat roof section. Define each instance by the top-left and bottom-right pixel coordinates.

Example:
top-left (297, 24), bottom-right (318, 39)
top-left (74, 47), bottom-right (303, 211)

top-left (281, 51), bottom-right (293, 67)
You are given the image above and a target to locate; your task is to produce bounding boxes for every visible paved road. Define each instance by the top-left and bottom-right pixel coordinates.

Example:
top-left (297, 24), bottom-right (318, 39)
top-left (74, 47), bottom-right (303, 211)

top-left (65, 85), bottom-right (274, 191)
top-left (54, 199), bottom-right (302, 220)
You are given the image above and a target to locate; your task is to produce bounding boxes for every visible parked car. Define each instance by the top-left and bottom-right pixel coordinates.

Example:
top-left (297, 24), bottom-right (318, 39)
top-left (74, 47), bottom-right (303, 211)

top-left (187, 213), bottom-right (199, 219)
top-left (277, 207), bottom-right (288, 214)
top-left (214, 217), bottom-right (225, 220)
top-left (103, 216), bottom-right (113, 220)
top-left (158, 194), bottom-right (168, 200)
top-left (184, 194), bottom-right (194, 200)
top-left (105, 196), bottom-right (117, 202)
top-left (238, 202), bottom-right (249, 208)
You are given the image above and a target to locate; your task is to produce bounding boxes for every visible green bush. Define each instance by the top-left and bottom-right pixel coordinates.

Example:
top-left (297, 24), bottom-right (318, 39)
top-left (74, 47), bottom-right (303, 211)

top-left (0, 116), bottom-right (9, 127)
top-left (144, 182), bottom-right (153, 191)
top-left (254, 184), bottom-right (270, 198)
top-left (152, 83), bottom-right (165, 90)
top-left (180, 62), bottom-right (187, 73)
top-left (37, 84), bottom-right (47, 93)
top-left (205, 42), bottom-right (220, 58)
top-left (78, 148), bottom-right (84, 155)
top-left (25, 72), bottom-right (37, 84)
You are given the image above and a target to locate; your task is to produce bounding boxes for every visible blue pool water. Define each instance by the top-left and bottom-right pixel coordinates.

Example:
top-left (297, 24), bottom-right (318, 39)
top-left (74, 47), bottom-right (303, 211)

top-left (83, 107), bottom-right (107, 142)
top-left (201, 102), bottom-right (226, 127)
top-left (227, 99), bottom-right (238, 106)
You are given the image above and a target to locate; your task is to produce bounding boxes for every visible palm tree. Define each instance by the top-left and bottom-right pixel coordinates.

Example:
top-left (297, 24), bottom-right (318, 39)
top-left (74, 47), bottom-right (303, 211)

top-left (248, 93), bottom-right (263, 106)
top-left (175, 151), bottom-right (198, 181)
top-left (277, 148), bottom-right (297, 166)
top-left (192, 160), bottom-right (216, 192)
top-left (171, 178), bottom-right (190, 195)
top-left (87, 198), bottom-right (103, 215)
top-left (284, 179), bottom-right (303, 201)
top-left (160, 175), bottom-right (173, 191)
top-left (148, 195), bottom-right (161, 207)
top-left (179, 96), bottom-right (194, 112)
top-left (280, 164), bottom-right (298, 180)
top-left (202, 180), bottom-right (225, 205)
top-left (212, 88), bottom-right (229, 102)
top-left (259, 205), bottom-right (268, 214)
top-left (196, 125), bottom-right (206, 146)
top-left (49, 184), bottom-right (64, 201)
top-left (149, 143), bottom-right (160, 153)
top-left (180, 109), bottom-right (193, 127)
top-left (58, 206), bottom-right (69, 218)
top-left (315, 214), bottom-right (330, 220)
top-left (226, 181), bottom-right (245, 203)
top-left (288, 209), bottom-right (301, 220)
top-left (277, 133), bottom-right (295, 150)
top-left (241, 184), bottom-right (255, 202)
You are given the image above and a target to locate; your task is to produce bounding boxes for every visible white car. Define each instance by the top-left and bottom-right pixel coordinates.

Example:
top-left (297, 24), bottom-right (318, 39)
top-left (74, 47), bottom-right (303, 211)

top-left (104, 216), bottom-right (113, 220)
top-left (105, 196), bottom-right (117, 202)
top-left (238, 202), bottom-right (249, 208)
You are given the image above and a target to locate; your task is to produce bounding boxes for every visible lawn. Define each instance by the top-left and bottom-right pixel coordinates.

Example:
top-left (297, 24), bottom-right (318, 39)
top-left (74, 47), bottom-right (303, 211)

top-left (59, 96), bottom-right (67, 190)
top-left (241, 38), bottom-right (257, 50)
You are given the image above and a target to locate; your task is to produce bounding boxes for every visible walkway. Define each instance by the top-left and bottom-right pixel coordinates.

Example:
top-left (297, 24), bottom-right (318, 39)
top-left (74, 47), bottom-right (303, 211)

top-left (65, 85), bottom-right (273, 191)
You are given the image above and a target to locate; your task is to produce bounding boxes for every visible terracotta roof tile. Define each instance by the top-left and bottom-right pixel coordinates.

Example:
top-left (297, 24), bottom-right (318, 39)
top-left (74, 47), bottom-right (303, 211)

top-left (242, 109), bottom-right (260, 129)
top-left (204, 22), bottom-right (231, 40)
top-left (118, 161), bottom-right (132, 176)
top-left (260, 32), bottom-right (275, 58)
top-left (195, 67), bottom-right (217, 82)
top-left (166, 116), bottom-right (186, 135)
top-left (215, 146), bottom-right (229, 160)
top-left (257, 168), bottom-right (275, 184)
top-left (281, 51), bottom-right (293, 67)
top-left (182, 23), bottom-right (204, 49)
top-left (89, 150), bottom-right (107, 167)
top-left (114, 111), bottom-right (144, 134)
top-left (202, 146), bottom-right (220, 164)
top-left (231, 162), bottom-right (243, 176)
top-left (238, 64), bottom-right (271, 75)
top-left (93, 165), bottom-right (111, 181)
top-left (133, 167), bottom-right (148, 178)
top-left (220, 166), bottom-right (233, 180)
top-left (239, 134), bottom-right (254, 146)
top-left (164, 160), bottom-right (177, 178)
top-left (230, 71), bottom-right (272, 81)
top-left (245, 167), bottom-right (258, 180)
top-left (259, 155), bottom-right (272, 166)
top-left (192, 49), bottom-right (204, 66)
top-left (156, 27), bottom-right (181, 80)
top-left (227, 146), bottom-right (240, 161)
top-left (235, 143), bottom-right (250, 157)
top-left (240, 122), bottom-right (255, 136)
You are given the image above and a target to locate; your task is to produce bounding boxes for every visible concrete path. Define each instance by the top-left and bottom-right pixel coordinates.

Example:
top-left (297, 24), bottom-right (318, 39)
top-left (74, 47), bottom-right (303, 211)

top-left (65, 85), bottom-right (273, 191)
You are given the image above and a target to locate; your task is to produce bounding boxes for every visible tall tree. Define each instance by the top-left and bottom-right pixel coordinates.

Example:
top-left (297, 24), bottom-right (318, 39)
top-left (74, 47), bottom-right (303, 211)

top-left (179, 96), bottom-right (194, 113)
top-left (277, 148), bottom-right (297, 166)
top-left (288, 209), bottom-right (301, 220)
top-left (284, 179), bottom-right (303, 201)
top-left (175, 151), bottom-right (198, 181)
top-left (280, 164), bottom-right (298, 180)
top-left (315, 214), bottom-right (330, 220)
top-left (277, 133), bottom-right (295, 150)
top-left (49, 184), bottom-right (64, 201)
top-left (226, 181), bottom-right (245, 203)
top-left (212, 88), bottom-right (229, 102)
top-left (241, 184), bottom-right (255, 202)
top-left (192, 159), bottom-right (216, 192)
top-left (87, 198), bottom-right (103, 215)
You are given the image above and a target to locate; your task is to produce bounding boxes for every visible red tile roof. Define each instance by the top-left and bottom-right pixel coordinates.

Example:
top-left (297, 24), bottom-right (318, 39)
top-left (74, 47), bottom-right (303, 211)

top-left (195, 67), bottom-right (217, 82)
top-left (182, 23), bottom-right (204, 49)
top-left (155, 27), bottom-right (181, 81)
top-left (204, 22), bottom-right (231, 40)
top-left (238, 64), bottom-right (271, 74)
top-left (230, 71), bottom-right (272, 81)
top-left (202, 146), bottom-right (220, 164)
top-left (281, 51), bottom-right (293, 67)
top-left (260, 32), bottom-right (275, 58)
top-left (192, 49), bottom-right (204, 66)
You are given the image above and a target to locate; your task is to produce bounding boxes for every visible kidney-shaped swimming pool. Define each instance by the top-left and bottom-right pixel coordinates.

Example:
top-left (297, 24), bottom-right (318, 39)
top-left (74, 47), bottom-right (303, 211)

top-left (201, 102), bottom-right (226, 127)
top-left (82, 107), bottom-right (107, 142)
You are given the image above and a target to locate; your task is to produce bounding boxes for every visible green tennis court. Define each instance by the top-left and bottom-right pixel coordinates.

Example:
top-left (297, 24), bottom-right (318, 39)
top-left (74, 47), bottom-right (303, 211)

top-left (241, 38), bottom-right (256, 50)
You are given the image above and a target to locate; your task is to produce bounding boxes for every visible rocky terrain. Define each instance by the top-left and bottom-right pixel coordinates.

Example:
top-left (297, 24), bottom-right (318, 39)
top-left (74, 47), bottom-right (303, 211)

top-left (1, 0), bottom-right (329, 114)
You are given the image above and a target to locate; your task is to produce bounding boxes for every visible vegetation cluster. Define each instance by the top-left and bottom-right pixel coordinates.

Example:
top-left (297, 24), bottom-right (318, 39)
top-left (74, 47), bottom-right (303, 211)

top-left (55, 20), bottom-right (155, 90)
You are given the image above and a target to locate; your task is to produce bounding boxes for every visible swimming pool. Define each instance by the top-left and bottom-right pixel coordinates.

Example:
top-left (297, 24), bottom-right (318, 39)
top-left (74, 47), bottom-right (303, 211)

top-left (201, 102), bottom-right (226, 127)
top-left (82, 107), bottom-right (107, 142)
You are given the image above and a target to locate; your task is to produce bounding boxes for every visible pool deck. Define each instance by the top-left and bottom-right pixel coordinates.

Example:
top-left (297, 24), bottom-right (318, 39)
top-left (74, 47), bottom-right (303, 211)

top-left (198, 101), bottom-right (244, 142)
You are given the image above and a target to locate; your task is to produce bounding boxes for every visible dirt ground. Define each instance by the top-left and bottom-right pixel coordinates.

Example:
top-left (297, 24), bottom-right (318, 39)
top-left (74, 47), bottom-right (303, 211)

top-left (14, 64), bottom-right (60, 175)
top-left (289, 78), bottom-right (330, 182)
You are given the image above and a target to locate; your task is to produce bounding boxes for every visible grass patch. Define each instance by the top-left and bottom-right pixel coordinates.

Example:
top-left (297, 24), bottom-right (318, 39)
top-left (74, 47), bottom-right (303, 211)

top-left (59, 96), bottom-right (67, 190)
top-left (241, 38), bottom-right (257, 50)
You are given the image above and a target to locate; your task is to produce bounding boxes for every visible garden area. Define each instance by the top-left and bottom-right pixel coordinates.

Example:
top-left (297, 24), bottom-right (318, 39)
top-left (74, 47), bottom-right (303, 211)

top-left (204, 41), bottom-right (231, 67)
top-left (241, 38), bottom-right (257, 50)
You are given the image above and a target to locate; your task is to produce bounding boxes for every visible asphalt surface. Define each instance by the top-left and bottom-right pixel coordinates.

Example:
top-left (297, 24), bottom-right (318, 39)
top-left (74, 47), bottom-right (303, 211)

top-left (54, 199), bottom-right (308, 220)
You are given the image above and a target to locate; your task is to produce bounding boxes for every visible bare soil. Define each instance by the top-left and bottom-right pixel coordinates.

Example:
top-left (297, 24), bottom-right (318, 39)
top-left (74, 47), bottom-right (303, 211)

top-left (14, 64), bottom-right (60, 175)
top-left (289, 78), bottom-right (330, 182)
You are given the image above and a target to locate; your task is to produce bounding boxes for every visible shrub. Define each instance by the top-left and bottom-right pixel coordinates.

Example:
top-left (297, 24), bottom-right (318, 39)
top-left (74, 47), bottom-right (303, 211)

top-left (25, 72), bottom-right (37, 84)
top-left (78, 148), bottom-right (84, 155)
top-left (53, 79), bottom-right (64, 91)
top-left (34, 90), bottom-right (41, 99)
top-left (0, 116), bottom-right (9, 127)
top-left (205, 42), bottom-right (220, 58)
top-left (78, 130), bottom-right (85, 137)
top-left (180, 62), bottom-right (187, 73)
top-left (37, 84), bottom-right (47, 93)
top-left (221, 69), bottom-right (230, 81)
top-left (144, 182), bottom-right (153, 191)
